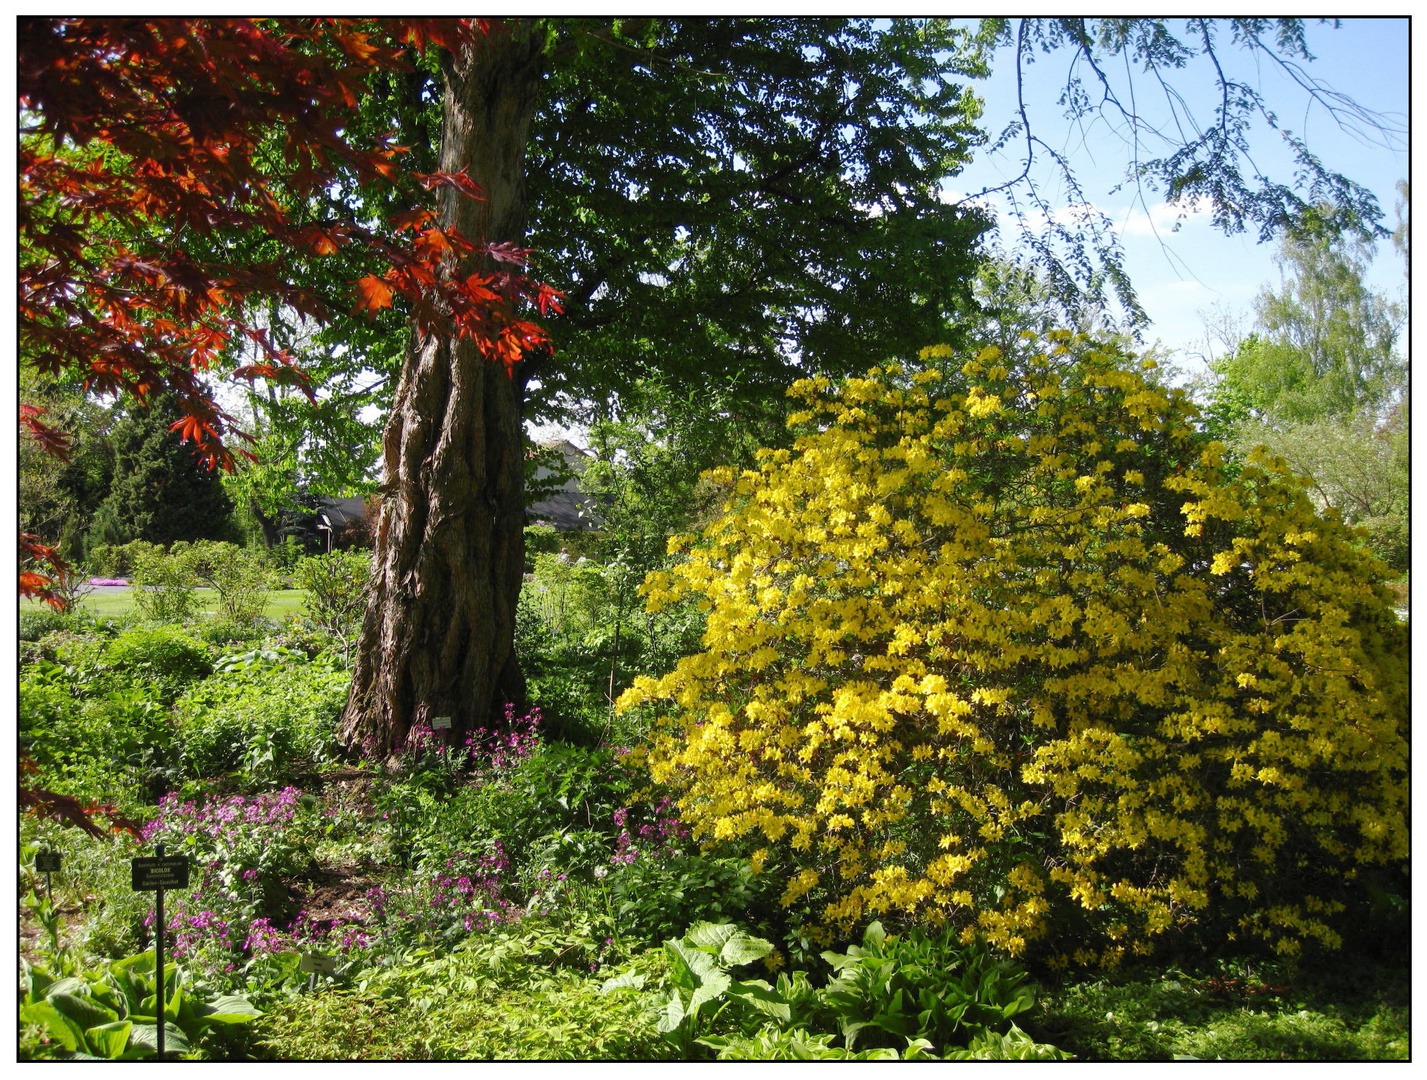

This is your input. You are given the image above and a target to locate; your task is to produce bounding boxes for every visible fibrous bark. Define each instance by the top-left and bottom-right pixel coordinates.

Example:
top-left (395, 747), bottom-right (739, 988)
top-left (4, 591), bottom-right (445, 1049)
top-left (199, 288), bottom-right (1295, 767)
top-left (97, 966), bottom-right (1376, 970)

top-left (339, 26), bottom-right (545, 756)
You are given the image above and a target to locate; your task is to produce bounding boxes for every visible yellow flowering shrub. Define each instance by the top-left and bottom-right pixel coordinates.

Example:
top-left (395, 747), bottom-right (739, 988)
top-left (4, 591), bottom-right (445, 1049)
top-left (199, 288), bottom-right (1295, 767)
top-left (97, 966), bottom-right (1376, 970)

top-left (618, 333), bottom-right (1408, 965)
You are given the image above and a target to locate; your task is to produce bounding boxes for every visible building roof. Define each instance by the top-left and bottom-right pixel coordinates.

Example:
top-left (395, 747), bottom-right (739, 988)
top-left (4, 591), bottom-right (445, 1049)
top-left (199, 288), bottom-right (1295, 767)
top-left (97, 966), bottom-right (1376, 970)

top-left (315, 496), bottom-right (368, 530)
top-left (309, 440), bottom-right (605, 534)
top-left (527, 440), bottom-right (602, 531)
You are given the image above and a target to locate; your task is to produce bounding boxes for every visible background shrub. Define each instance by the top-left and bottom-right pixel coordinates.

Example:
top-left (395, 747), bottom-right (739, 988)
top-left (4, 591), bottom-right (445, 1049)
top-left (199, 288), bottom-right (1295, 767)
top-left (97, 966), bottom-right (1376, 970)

top-left (622, 335), bottom-right (1408, 965)
top-left (87, 539), bottom-right (160, 578)
top-left (174, 662), bottom-right (350, 782)
top-left (101, 623), bottom-right (213, 703)
top-left (293, 551), bottom-right (370, 640)
top-left (19, 606), bottom-right (84, 642)
top-left (181, 539), bottom-right (274, 624)
top-left (129, 544), bottom-right (199, 622)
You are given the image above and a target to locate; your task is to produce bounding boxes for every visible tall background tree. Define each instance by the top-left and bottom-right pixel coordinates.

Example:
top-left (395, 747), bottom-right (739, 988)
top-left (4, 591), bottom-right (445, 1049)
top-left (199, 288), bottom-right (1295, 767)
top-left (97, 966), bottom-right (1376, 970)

top-left (342, 17), bottom-right (1400, 754)
top-left (89, 394), bottom-right (235, 548)
top-left (1208, 227), bottom-right (1404, 426)
top-left (18, 371), bottom-right (115, 562)
top-left (17, 16), bottom-right (552, 596)
top-left (1197, 209), bottom-right (1408, 579)
top-left (19, 17), bottom-right (1401, 757)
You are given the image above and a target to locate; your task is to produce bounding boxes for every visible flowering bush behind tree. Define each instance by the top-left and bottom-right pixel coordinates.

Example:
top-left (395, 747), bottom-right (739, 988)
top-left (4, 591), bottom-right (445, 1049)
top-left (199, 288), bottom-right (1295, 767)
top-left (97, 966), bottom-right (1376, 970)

top-left (621, 333), bottom-right (1409, 966)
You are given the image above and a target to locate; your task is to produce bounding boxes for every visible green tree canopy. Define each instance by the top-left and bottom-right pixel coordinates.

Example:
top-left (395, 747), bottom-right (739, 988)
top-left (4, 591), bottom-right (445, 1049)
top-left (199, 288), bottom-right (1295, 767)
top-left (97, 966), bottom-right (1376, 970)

top-left (92, 395), bottom-right (235, 548)
top-left (1217, 230), bottom-right (1404, 425)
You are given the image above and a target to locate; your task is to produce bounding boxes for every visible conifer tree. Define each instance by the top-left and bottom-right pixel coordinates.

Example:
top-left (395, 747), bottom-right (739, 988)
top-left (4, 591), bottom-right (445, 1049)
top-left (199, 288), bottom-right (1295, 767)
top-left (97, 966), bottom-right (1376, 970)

top-left (93, 395), bottom-right (234, 547)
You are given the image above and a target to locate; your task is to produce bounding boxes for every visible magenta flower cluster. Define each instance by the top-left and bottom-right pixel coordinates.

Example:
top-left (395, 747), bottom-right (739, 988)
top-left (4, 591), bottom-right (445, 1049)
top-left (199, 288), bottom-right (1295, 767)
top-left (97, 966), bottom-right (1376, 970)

top-left (243, 912), bottom-right (372, 956)
top-left (142, 787), bottom-right (303, 844)
top-left (611, 797), bottom-right (690, 866)
top-left (139, 788), bottom-right (311, 972)
top-left (465, 704), bottom-right (542, 774)
top-left (368, 845), bottom-right (516, 938)
top-left (387, 704), bottom-right (542, 777)
top-left (392, 719), bottom-right (461, 774)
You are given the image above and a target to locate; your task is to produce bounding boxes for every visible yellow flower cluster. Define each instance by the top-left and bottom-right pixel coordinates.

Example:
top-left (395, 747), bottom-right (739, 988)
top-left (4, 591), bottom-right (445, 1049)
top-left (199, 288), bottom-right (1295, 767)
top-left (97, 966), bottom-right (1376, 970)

top-left (618, 334), bottom-right (1408, 964)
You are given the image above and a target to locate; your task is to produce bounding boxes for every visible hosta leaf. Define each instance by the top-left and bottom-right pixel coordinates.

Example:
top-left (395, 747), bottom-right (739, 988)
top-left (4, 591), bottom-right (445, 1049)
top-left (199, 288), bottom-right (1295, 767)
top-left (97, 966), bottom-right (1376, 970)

top-left (22, 963), bottom-right (55, 1003)
top-left (41, 977), bottom-right (88, 999)
top-left (48, 991), bottom-right (119, 1031)
top-left (127, 1021), bottom-right (190, 1056)
top-left (112, 951), bottom-right (156, 975)
top-left (195, 995), bottom-right (262, 1024)
top-left (20, 1000), bottom-right (84, 1052)
top-left (83, 1020), bottom-right (132, 1059)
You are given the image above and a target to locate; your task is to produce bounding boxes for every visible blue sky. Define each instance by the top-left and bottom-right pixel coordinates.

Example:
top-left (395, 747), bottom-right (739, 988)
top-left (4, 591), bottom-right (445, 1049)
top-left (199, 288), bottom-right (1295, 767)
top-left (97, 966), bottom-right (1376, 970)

top-left (943, 17), bottom-right (1409, 375)
top-left (529, 17), bottom-right (1408, 447)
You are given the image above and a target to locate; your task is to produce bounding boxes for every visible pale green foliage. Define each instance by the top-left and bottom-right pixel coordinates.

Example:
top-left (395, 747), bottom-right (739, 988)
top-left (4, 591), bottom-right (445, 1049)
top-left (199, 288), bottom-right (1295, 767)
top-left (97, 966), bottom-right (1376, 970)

top-left (181, 540), bottom-right (274, 625)
top-left (1232, 406), bottom-right (1409, 573)
top-left (1201, 225), bottom-right (1408, 575)
top-left (20, 952), bottom-right (259, 1061)
top-left (256, 937), bottom-right (673, 1060)
top-left (293, 550), bottom-right (370, 639)
top-left (1209, 229), bottom-right (1403, 426)
top-left (129, 546), bottom-right (199, 623)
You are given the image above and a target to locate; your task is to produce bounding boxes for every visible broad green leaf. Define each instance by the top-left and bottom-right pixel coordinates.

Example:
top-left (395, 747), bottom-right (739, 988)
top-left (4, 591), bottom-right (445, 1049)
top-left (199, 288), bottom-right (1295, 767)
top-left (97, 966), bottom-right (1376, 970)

top-left (600, 971), bottom-right (646, 994)
top-left (682, 922), bottom-right (735, 950)
top-left (127, 1021), bottom-right (190, 1057)
top-left (667, 939), bottom-right (733, 1014)
top-left (48, 991), bottom-right (119, 1031)
top-left (722, 978), bottom-right (791, 1022)
top-left (1001, 985), bottom-right (1035, 1018)
top-left (820, 949), bottom-right (857, 973)
top-left (83, 1020), bottom-right (132, 1059)
top-left (901, 1038), bottom-right (939, 1061)
top-left (42, 976), bottom-right (88, 999)
top-left (852, 1047), bottom-right (903, 1061)
top-left (22, 963), bottom-right (55, 1003)
top-left (839, 1019), bottom-right (874, 1050)
top-left (654, 993), bottom-right (686, 1035)
top-left (112, 951), bottom-right (157, 975)
top-left (687, 969), bottom-right (732, 1015)
top-left (666, 939), bottom-right (722, 985)
top-left (718, 934), bottom-right (773, 968)
top-left (165, 981), bottom-right (184, 1023)
top-left (196, 995), bottom-right (262, 1025)
top-left (20, 1000), bottom-right (85, 1052)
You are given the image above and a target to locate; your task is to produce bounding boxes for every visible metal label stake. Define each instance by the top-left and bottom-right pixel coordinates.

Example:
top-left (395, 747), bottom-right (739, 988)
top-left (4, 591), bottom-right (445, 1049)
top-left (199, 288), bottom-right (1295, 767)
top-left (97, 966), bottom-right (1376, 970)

top-left (131, 843), bottom-right (190, 1060)
top-left (35, 850), bottom-right (61, 903)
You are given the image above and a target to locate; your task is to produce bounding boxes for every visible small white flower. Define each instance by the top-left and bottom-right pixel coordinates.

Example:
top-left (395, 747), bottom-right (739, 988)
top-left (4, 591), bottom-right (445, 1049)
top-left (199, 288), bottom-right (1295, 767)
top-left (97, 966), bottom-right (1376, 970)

top-left (593, 865), bottom-right (609, 879)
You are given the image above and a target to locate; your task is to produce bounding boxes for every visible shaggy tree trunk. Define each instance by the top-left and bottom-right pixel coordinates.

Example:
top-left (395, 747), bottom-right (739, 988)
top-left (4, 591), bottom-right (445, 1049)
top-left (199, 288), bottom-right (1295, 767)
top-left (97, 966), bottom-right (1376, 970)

top-left (339, 28), bottom-right (545, 757)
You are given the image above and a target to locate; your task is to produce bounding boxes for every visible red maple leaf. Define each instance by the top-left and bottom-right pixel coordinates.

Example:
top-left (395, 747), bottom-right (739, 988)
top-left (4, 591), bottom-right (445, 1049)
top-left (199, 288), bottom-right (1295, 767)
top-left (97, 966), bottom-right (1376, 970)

top-left (353, 274), bottom-right (395, 314)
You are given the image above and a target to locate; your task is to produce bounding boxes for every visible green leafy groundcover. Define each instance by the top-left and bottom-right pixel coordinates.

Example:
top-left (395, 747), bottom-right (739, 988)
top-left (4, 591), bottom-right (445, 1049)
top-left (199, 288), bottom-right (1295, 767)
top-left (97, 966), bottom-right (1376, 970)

top-left (1033, 961), bottom-right (1409, 1062)
top-left (255, 921), bottom-right (1071, 1061)
top-left (255, 936), bottom-right (672, 1061)
top-left (20, 952), bottom-right (260, 1061)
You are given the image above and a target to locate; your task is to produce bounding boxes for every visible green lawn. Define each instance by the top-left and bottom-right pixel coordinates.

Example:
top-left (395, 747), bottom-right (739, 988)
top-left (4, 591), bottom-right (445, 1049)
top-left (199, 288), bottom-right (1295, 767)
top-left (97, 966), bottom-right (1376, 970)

top-left (21, 588), bottom-right (307, 622)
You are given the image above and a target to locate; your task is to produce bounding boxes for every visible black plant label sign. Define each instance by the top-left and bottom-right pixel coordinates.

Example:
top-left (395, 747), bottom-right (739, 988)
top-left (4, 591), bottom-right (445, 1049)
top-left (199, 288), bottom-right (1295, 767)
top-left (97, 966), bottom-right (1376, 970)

top-left (131, 855), bottom-right (191, 891)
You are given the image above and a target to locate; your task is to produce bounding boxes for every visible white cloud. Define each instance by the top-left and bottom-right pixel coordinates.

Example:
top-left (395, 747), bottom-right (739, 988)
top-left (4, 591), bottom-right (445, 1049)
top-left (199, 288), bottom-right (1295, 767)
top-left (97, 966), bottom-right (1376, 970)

top-left (940, 181), bottom-right (1218, 243)
top-left (1113, 196), bottom-right (1217, 238)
